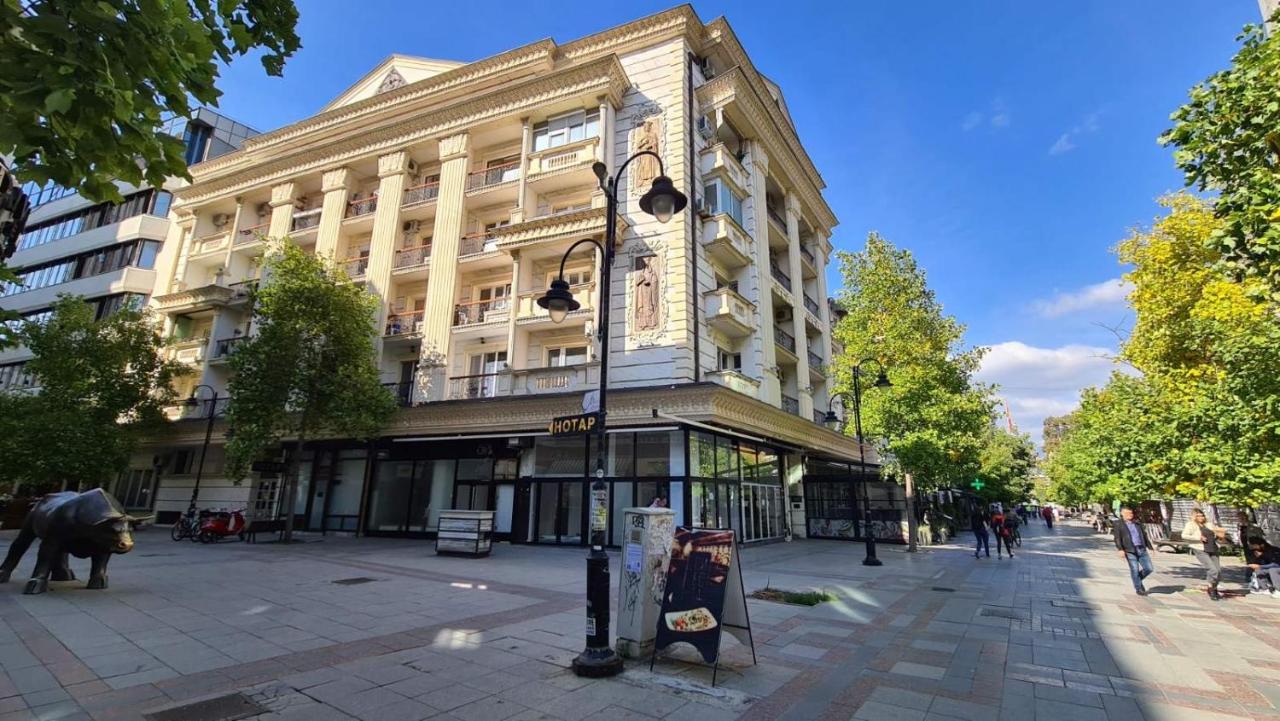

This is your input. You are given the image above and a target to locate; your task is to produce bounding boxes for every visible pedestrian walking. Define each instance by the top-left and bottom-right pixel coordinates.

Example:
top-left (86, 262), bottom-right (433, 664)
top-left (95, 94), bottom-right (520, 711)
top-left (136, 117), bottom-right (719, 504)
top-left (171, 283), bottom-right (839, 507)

top-left (1112, 507), bottom-right (1154, 596)
top-left (991, 509), bottom-right (1015, 558)
top-left (1183, 508), bottom-right (1227, 601)
top-left (1041, 505), bottom-right (1054, 529)
top-left (971, 509), bottom-right (990, 559)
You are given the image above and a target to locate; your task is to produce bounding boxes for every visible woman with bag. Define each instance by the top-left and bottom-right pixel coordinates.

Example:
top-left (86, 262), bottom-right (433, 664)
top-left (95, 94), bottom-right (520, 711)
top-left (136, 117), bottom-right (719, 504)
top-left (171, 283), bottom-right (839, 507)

top-left (991, 509), bottom-right (1015, 559)
top-left (1182, 508), bottom-right (1227, 601)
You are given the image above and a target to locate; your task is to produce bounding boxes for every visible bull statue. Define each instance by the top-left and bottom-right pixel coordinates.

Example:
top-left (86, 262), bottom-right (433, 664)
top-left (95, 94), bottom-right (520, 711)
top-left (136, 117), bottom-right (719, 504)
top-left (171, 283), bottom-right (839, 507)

top-left (0, 489), bottom-right (138, 595)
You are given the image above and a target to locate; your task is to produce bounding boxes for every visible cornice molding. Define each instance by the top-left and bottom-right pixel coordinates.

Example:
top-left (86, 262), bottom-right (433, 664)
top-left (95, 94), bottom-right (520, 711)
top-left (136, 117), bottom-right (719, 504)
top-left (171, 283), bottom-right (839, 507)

top-left (560, 5), bottom-right (703, 62)
top-left (192, 39), bottom-right (559, 178)
top-left (175, 57), bottom-right (631, 206)
top-left (492, 207), bottom-right (629, 251)
top-left (141, 383), bottom-right (871, 464)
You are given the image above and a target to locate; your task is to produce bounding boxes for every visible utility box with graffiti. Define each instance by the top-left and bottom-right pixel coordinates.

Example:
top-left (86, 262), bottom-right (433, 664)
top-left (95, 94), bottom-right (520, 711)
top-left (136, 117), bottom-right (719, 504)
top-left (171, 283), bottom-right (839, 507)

top-left (615, 508), bottom-right (674, 658)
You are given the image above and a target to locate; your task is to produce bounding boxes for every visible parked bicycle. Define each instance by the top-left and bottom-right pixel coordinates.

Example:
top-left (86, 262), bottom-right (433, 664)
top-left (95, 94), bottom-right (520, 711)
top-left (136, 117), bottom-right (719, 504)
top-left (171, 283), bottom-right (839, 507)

top-left (170, 508), bottom-right (201, 541)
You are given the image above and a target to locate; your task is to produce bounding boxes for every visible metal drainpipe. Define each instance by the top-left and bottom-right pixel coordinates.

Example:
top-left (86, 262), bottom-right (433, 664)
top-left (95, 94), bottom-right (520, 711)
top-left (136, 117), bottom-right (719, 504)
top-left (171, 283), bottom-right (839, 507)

top-left (687, 51), bottom-right (701, 382)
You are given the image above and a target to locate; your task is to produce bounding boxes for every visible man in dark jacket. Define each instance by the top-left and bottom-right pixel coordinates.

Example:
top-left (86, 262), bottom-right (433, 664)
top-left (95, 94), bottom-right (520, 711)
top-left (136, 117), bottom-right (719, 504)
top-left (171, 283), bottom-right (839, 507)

top-left (1113, 506), bottom-right (1154, 596)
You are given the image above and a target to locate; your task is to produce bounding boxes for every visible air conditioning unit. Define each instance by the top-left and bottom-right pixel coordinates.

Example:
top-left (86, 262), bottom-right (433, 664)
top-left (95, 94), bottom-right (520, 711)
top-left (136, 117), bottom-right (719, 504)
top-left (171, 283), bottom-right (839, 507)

top-left (774, 308), bottom-right (792, 323)
top-left (402, 219), bottom-right (419, 233)
top-left (211, 212), bottom-right (231, 228)
top-left (696, 116), bottom-right (715, 141)
top-left (698, 56), bottom-right (717, 80)
top-left (406, 159), bottom-right (418, 174)
top-left (255, 202), bottom-right (270, 217)
top-left (693, 196), bottom-right (710, 218)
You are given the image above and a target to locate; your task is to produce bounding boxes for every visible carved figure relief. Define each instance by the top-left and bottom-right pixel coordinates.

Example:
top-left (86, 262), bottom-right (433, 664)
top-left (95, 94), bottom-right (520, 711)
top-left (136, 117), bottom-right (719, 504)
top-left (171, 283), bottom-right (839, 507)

top-left (377, 68), bottom-right (406, 94)
top-left (634, 255), bottom-right (660, 331)
top-left (630, 116), bottom-right (662, 195)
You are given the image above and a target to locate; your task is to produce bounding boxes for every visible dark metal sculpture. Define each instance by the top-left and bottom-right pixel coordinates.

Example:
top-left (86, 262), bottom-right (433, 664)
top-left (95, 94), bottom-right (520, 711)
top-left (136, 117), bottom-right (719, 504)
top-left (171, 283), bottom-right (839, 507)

top-left (0, 489), bottom-right (137, 594)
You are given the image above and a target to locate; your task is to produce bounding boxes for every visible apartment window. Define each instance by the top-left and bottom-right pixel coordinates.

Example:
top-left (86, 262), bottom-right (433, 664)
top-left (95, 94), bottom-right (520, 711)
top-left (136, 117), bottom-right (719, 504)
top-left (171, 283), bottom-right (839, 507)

top-left (16, 189), bottom-right (166, 252)
top-left (115, 469), bottom-right (157, 510)
top-left (170, 451), bottom-right (195, 475)
top-left (547, 346), bottom-right (588, 367)
top-left (548, 269), bottom-right (592, 288)
top-left (135, 241), bottom-right (160, 269)
top-left (0, 363), bottom-right (33, 390)
top-left (719, 349), bottom-right (742, 372)
top-left (704, 179), bottom-right (744, 226)
top-left (532, 109), bottom-right (600, 152)
top-left (1, 239), bottom-right (163, 298)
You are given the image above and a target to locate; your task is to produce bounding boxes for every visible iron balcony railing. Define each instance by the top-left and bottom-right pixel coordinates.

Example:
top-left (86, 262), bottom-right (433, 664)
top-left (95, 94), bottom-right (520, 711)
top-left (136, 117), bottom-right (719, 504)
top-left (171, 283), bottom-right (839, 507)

top-left (342, 256), bottom-right (369, 278)
top-left (466, 162), bottom-right (521, 192)
top-left (236, 222), bottom-right (269, 244)
top-left (804, 294), bottom-right (821, 316)
top-left (453, 298), bottom-right (510, 327)
top-left (402, 182), bottom-right (440, 207)
top-left (813, 408), bottom-right (826, 425)
top-left (800, 244), bottom-right (816, 265)
top-left (384, 310), bottom-right (424, 336)
top-left (770, 262), bottom-right (791, 289)
top-left (459, 232), bottom-right (496, 256)
top-left (393, 243), bottom-right (432, 269)
top-left (212, 336), bottom-right (246, 359)
top-left (808, 350), bottom-right (823, 370)
top-left (291, 210), bottom-right (321, 232)
top-left (346, 195), bottom-right (378, 218)
top-left (382, 381), bottom-right (414, 407)
top-left (775, 326), bottom-right (796, 353)
top-left (767, 205), bottom-right (787, 230)
top-left (782, 394), bottom-right (800, 415)
top-left (448, 373), bottom-right (501, 399)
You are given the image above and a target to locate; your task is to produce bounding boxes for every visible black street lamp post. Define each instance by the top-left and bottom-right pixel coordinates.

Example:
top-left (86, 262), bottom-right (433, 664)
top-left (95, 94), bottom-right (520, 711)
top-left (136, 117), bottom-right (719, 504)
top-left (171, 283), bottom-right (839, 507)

top-left (539, 151), bottom-right (685, 678)
top-left (185, 384), bottom-right (222, 514)
top-left (824, 359), bottom-right (892, 567)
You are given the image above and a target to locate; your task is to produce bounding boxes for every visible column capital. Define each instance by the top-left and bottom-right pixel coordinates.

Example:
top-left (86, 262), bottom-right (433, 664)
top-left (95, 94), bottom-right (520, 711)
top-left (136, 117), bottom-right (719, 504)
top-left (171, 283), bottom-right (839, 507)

top-left (784, 192), bottom-right (802, 218)
top-left (748, 140), bottom-right (769, 171)
top-left (322, 166), bottom-right (353, 192)
top-left (437, 133), bottom-right (470, 162)
top-left (377, 151), bottom-right (410, 179)
top-left (269, 181), bottom-right (296, 208)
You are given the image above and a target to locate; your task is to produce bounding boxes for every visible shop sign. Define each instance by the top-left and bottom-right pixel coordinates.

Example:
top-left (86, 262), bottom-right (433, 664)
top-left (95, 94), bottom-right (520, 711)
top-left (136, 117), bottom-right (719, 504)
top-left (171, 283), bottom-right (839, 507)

top-left (251, 460), bottom-right (287, 473)
top-left (548, 412), bottom-right (600, 436)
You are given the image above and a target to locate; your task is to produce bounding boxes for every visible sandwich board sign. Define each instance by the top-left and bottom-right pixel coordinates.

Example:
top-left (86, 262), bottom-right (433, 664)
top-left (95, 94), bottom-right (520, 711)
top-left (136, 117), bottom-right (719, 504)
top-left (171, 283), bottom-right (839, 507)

top-left (649, 527), bottom-right (756, 685)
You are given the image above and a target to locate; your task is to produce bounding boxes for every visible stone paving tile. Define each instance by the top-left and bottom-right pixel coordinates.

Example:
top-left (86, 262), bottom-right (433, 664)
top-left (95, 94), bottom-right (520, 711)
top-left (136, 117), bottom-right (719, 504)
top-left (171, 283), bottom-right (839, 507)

top-left (853, 701), bottom-right (925, 721)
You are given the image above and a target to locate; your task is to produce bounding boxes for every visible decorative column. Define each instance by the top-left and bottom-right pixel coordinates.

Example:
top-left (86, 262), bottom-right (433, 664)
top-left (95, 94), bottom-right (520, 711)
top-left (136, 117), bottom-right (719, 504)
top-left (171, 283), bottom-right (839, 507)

top-left (785, 193), bottom-right (812, 419)
top-left (506, 250), bottom-right (524, 371)
top-left (512, 119), bottom-right (531, 224)
top-left (267, 181), bottom-right (296, 239)
top-left (220, 198), bottom-right (244, 270)
top-left (367, 151), bottom-right (410, 360)
top-left (316, 167), bottom-right (354, 258)
top-left (167, 211), bottom-right (198, 293)
top-left (815, 230), bottom-right (834, 370)
top-left (417, 132), bottom-right (471, 402)
top-left (747, 141), bottom-right (781, 405)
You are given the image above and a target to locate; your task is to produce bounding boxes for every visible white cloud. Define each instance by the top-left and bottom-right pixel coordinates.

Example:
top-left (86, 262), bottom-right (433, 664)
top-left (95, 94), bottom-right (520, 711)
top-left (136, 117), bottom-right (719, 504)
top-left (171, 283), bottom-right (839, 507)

top-left (975, 341), bottom-right (1121, 447)
top-left (962, 99), bottom-right (1010, 131)
top-left (1048, 110), bottom-right (1103, 155)
top-left (1032, 277), bottom-right (1131, 318)
top-left (989, 111), bottom-right (1010, 128)
top-left (962, 111), bottom-right (984, 131)
top-left (1048, 133), bottom-right (1076, 155)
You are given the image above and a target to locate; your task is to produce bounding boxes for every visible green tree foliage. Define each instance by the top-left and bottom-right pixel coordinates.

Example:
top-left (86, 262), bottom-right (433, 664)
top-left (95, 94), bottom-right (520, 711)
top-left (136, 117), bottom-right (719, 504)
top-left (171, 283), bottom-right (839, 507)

top-left (0, 0), bottom-right (301, 202)
top-left (1044, 196), bottom-right (1280, 508)
top-left (0, 297), bottom-right (180, 494)
top-left (224, 242), bottom-right (395, 541)
top-left (975, 427), bottom-right (1037, 506)
top-left (1161, 12), bottom-right (1280, 299)
top-left (832, 233), bottom-right (995, 492)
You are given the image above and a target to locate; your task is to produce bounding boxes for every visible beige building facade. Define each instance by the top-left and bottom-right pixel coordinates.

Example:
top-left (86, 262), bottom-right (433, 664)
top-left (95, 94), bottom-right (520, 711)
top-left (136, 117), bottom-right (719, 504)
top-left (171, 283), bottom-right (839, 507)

top-left (132, 7), bottom-right (905, 546)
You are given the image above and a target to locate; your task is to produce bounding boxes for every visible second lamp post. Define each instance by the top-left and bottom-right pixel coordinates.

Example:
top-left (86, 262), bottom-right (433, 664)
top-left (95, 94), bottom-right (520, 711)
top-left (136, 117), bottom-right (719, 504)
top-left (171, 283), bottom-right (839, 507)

top-left (538, 151), bottom-right (686, 677)
top-left (824, 358), bottom-right (892, 567)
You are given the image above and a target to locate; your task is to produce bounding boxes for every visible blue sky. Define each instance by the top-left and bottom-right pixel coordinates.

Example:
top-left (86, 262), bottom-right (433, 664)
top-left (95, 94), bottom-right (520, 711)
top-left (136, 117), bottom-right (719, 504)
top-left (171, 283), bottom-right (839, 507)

top-left (212, 0), bottom-right (1261, 442)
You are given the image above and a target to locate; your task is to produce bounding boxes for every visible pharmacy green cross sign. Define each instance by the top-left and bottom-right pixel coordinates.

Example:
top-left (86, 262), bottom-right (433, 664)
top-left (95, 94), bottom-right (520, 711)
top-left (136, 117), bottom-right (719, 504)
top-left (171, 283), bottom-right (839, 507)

top-left (971, 478), bottom-right (985, 491)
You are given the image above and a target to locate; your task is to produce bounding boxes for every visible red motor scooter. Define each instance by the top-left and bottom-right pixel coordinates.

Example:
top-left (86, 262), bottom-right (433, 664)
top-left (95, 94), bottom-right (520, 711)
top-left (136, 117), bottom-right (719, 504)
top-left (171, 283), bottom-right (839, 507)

top-left (198, 508), bottom-right (247, 543)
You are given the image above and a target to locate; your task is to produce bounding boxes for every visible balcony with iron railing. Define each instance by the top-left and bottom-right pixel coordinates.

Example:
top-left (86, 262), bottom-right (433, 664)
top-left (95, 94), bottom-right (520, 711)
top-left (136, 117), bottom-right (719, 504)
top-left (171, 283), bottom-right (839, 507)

top-left (774, 326), bottom-right (796, 354)
top-left (384, 310), bottom-right (425, 337)
top-left (800, 243), bottom-right (816, 266)
top-left (341, 256), bottom-right (369, 279)
top-left (767, 204), bottom-right (787, 231)
top-left (236, 222), bottom-right (269, 245)
top-left (516, 283), bottom-right (594, 321)
top-left (803, 294), bottom-right (821, 317)
top-left (383, 381), bottom-right (415, 407)
top-left (402, 181), bottom-right (440, 208)
top-left (346, 195), bottom-right (378, 218)
top-left (448, 373), bottom-right (502, 400)
top-left (210, 336), bottom-right (246, 362)
top-left (808, 350), bottom-right (823, 371)
top-left (781, 394), bottom-right (800, 415)
top-left (466, 162), bottom-right (521, 193)
top-left (770, 261), bottom-right (791, 291)
top-left (453, 298), bottom-right (510, 327)
top-left (291, 209), bottom-right (321, 233)
top-left (459, 231), bottom-right (498, 257)
top-left (812, 408), bottom-right (826, 425)
top-left (393, 243), bottom-right (432, 270)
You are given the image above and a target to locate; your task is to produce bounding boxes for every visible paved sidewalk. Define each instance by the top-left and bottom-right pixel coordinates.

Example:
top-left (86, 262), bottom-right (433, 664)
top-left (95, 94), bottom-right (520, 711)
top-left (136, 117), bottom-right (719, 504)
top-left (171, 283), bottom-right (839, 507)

top-left (0, 521), bottom-right (1274, 721)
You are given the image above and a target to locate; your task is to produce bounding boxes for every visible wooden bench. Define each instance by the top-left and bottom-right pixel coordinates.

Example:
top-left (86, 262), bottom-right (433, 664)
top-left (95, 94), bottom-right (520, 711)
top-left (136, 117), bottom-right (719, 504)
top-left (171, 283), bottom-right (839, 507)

top-left (243, 519), bottom-right (286, 543)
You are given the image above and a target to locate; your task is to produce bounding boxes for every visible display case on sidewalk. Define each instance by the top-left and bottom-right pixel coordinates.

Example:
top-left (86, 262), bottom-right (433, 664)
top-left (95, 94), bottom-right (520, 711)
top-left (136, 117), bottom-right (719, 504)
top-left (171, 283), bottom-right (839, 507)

top-left (436, 510), bottom-right (494, 557)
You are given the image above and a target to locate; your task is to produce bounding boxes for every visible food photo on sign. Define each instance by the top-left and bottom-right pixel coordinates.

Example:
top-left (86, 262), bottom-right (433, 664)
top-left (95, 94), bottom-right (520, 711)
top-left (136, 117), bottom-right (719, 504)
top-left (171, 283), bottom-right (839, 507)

top-left (653, 528), bottom-right (735, 662)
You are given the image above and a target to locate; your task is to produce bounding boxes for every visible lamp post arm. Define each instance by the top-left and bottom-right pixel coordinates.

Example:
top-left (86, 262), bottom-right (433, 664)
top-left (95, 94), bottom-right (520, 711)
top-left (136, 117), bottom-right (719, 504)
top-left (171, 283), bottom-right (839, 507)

top-left (556, 238), bottom-right (605, 279)
top-left (603, 150), bottom-right (666, 199)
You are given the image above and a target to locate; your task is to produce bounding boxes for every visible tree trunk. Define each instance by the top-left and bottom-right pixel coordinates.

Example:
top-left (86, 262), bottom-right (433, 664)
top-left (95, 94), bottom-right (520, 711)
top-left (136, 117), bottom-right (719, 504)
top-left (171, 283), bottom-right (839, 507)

top-left (905, 472), bottom-right (918, 552)
top-left (282, 423), bottom-right (309, 544)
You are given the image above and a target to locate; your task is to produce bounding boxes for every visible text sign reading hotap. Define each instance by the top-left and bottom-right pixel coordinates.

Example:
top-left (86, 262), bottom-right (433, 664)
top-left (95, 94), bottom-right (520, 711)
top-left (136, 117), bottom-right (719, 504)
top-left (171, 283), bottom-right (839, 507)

top-left (548, 412), bottom-right (600, 436)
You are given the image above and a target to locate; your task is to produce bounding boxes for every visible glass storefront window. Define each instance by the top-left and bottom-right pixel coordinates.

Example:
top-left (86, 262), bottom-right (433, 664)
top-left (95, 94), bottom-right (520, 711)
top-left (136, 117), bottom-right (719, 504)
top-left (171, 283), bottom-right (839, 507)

top-left (690, 431), bottom-right (716, 478)
top-left (609, 434), bottom-right (635, 477)
top-left (369, 460), bottom-right (415, 532)
top-left (534, 436), bottom-right (585, 476)
top-left (636, 431), bottom-right (672, 476)
top-left (456, 458), bottom-right (492, 480)
top-left (714, 436), bottom-right (737, 480)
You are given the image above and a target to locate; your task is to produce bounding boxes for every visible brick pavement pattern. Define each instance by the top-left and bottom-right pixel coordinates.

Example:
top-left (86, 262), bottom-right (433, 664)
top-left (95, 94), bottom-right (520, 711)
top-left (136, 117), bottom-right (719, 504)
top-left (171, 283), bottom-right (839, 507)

top-left (0, 521), bottom-right (1274, 721)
